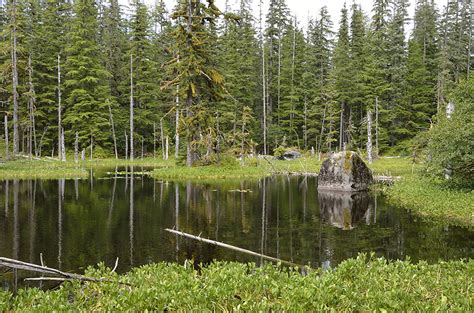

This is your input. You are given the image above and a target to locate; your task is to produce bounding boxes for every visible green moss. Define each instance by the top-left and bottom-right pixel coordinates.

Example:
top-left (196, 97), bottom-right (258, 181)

top-left (1, 255), bottom-right (472, 311)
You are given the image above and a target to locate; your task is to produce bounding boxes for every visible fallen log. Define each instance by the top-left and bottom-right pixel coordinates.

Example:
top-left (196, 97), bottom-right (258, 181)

top-left (165, 228), bottom-right (302, 268)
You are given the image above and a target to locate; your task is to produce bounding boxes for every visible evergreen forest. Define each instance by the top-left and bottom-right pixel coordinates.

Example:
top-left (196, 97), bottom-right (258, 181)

top-left (0, 0), bottom-right (472, 173)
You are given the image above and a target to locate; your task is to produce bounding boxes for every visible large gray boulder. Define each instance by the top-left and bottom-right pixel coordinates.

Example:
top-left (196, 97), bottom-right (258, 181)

top-left (318, 151), bottom-right (373, 191)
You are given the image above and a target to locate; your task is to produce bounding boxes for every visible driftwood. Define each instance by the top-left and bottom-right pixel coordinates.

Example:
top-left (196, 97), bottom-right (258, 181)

top-left (165, 228), bottom-right (302, 268)
top-left (0, 257), bottom-right (130, 286)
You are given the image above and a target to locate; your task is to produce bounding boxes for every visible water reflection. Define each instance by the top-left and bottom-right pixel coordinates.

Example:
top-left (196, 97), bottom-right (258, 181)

top-left (318, 191), bottom-right (373, 230)
top-left (0, 172), bottom-right (473, 289)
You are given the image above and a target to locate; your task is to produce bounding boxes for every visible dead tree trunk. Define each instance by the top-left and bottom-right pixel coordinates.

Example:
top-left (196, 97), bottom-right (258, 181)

top-left (186, 88), bottom-right (194, 167)
top-left (318, 104), bottom-right (327, 155)
top-left (61, 127), bottom-right (66, 161)
top-left (153, 122), bottom-right (156, 159)
top-left (259, 0), bottom-right (267, 155)
top-left (4, 115), bottom-right (9, 160)
top-left (175, 60), bottom-right (180, 160)
top-left (375, 97), bottom-right (379, 157)
top-left (124, 131), bottom-right (128, 160)
top-left (11, 0), bottom-right (19, 156)
top-left (160, 118), bottom-right (165, 160)
top-left (339, 103), bottom-right (344, 151)
top-left (90, 136), bottom-right (93, 161)
top-left (74, 132), bottom-right (78, 163)
top-left (108, 101), bottom-right (118, 160)
top-left (57, 55), bottom-right (65, 161)
top-left (27, 54), bottom-right (37, 159)
top-left (129, 55), bottom-right (134, 161)
top-left (367, 110), bottom-right (373, 164)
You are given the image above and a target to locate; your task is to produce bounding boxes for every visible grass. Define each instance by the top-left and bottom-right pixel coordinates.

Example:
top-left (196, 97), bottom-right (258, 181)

top-left (386, 175), bottom-right (474, 228)
top-left (1, 254), bottom-right (472, 311)
top-left (0, 157), bottom-right (174, 180)
top-left (151, 157), bottom-right (322, 180)
top-left (0, 159), bottom-right (89, 179)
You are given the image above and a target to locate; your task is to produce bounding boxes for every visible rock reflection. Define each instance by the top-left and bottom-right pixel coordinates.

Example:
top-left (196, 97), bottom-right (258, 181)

top-left (318, 191), bottom-right (372, 230)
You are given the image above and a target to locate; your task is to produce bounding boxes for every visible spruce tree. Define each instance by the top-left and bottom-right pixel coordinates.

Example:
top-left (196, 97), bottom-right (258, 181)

top-left (165, 0), bottom-right (229, 166)
top-left (63, 0), bottom-right (110, 151)
top-left (332, 3), bottom-right (352, 150)
top-left (304, 6), bottom-right (334, 153)
top-left (32, 0), bottom-right (71, 155)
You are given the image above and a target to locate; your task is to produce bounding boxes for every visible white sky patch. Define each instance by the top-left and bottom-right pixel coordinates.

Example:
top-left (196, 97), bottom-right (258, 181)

top-left (153, 0), bottom-right (447, 32)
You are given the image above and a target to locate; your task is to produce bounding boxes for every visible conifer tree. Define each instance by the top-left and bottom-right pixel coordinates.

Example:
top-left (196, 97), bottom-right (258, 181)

top-left (165, 0), bottom-right (229, 166)
top-left (304, 6), bottom-right (334, 152)
top-left (63, 0), bottom-right (110, 151)
top-left (33, 0), bottom-right (71, 155)
top-left (333, 4), bottom-right (352, 150)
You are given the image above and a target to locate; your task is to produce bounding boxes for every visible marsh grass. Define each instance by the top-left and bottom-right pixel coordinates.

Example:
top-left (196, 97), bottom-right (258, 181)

top-left (1, 254), bottom-right (472, 311)
top-left (0, 158), bottom-right (174, 180)
top-left (387, 175), bottom-right (474, 228)
top-left (151, 157), bottom-right (322, 180)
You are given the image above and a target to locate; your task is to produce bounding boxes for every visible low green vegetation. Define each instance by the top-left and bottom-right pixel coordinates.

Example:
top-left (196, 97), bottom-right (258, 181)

top-left (386, 176), bottom-right (474, 228)
top-left (0, 158), bottom-right (174, 180)
top-left (1, 255), bottom-right (472, 311)
top-left (0, 159), bottom-right (89, 179)
top-left (368, 157), bottom-right (421, 177)
top-left (151, 157), bottom-right (322, 180)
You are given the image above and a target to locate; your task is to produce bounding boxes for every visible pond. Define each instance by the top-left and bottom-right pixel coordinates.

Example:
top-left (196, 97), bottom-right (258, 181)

top-left (1, 168), bottom-right (473, 289)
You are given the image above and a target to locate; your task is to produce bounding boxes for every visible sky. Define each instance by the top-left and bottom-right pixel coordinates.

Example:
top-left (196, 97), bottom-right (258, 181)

top-left (160, 0), bottom-right (447, 31)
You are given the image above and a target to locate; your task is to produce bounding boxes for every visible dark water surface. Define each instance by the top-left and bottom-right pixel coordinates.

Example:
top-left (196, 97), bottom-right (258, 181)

top-left (1, 169), bottom-right (473, 289)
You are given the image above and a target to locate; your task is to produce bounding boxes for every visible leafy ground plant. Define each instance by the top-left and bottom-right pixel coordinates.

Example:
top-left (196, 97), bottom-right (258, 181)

top-left (0, 254), bottom-right (472, 311)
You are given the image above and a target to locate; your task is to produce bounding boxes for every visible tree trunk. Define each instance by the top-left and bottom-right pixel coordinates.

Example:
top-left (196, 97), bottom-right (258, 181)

top-left (260, 0), bottom-right (267, 155)
top-left (318, 104), bottom-right (327, 155)
top-left (339, 103), bottom-right (344, 151)
top-left (160, 119), bottom-right (165, 160)
top-left (468, 2), bottom-right (473, 77)
top-left (186, 87), bottom-right (194, 167)
top-left (165, 136), bottom-right (169, 160)
top-left (129, 55), bottom-right (134, 161)
top-left (74, 132), bottom-right (79, 164)
top-left (124, 131), bottom-right (128, 160)
top-left (4, 115), bottom-right (9, 160)
top-left (175, 60), bottom-right (180, 159)
top-left (90, 136), bottom-right (93, 161)
top-left (11, 0), bottom-right (19, 156)
top-left (108, 101), bottom-right (118, 160)
top-left (57, 55), bottom-right (63, 161)
top-left (153, 122), bottom-right (156, 159)
top-left (61, 127), bottom-right (66, 161)
top-left (27, 54), bottom-right (37, 159)
top-left (375, 97), bottom-right (379, 157)
top-left (367, 110), bottom-right (373, 164)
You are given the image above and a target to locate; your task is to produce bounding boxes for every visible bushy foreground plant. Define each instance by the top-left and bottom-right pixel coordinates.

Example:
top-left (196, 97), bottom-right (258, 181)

top-left (1, 254), bottom-right (472, 311)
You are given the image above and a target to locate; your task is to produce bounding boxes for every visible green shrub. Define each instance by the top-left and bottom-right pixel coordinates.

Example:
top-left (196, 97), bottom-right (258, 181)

top-left (426, 75), bottom-right (474, 185)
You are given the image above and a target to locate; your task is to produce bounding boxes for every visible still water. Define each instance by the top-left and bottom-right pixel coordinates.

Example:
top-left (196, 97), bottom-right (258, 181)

top-left (1, 168), bottom-right (473, 287)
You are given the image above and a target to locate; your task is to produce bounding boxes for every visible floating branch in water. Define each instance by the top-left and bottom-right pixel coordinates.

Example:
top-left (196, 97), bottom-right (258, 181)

top-left (165, 228), bottom-right (302, 268)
